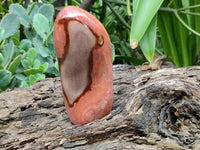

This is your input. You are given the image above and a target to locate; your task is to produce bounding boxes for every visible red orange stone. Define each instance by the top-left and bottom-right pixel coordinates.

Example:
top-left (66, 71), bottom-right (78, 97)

top-left (53, 6), bottom-right (113, 125)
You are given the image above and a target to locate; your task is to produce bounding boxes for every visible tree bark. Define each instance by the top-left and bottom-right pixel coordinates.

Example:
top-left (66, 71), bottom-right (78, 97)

top-left (0, 63), bottom-right (200, 150)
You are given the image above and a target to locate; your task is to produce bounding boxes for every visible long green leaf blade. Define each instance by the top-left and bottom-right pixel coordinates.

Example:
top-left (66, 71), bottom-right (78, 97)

top-left (172, 1), bottom-right (190, 66)
top-left (140, 16), bottom-right (157, 62)
top-left (130, 0), bottom-right (164, 49)
top-left (158, 11), bottom-right (181, 67)
top-left (190, 0), bottom-right (200, 64)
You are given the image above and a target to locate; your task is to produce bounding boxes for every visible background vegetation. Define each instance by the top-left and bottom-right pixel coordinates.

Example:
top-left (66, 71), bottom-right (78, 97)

top-left (0, 0), bottom-right (200, 92)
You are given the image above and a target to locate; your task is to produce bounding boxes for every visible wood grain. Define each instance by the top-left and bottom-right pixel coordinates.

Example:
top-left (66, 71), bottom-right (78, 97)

top-left (0, 64), bottom-right (200, 150)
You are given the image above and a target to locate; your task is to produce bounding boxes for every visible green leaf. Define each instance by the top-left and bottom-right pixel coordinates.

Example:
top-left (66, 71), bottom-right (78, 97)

top-left (36, 54), bottom-right (54, 69)
top-left (15, 73), bottom-right (26, 81)
top-left (28, 73), bottom-right (45, 85)
top-left (119, 41), bottom-right (132, 56)
top-left (24, 68), bottom-right (43, 76)
top-left (33, 59), bottom-right (40, 68)
top-left (132, 0), bottom-right (140, 15)
top-left (8, 76), bottom-right (17, 89)
top-left (9, 4), bottom-right (31, 27)
top-left (0, 53), bottom-right (4, 65)
top-left (24, 27), bottom-right (34, 40)
top-left (28, 48), bottom-right (37, 64)
top-left (130, 0), bottom-right (164, 48)
top-left (0, 70), bottom-right (12, 87)
top-left (39, 62), bottom-right (48, 73)
top-left (2, 41), bottom-right (15, 68)
top-left (22, 59), bottom-right (31, 69)
top-left (48, 43), bottom-right (56, 56)
top-left (172, 1), bottom-right (189, 66)
top-left (33, 13), bottom-right (50, 39)
top-left (0, 27), bottom-right (5, 42)
top-left (8, 55), bottom-right (22, 74)
top-left (189, 0), bottom-right (200, 65)
top-left (12, 30), bottom-right (20, 46)
top-left (38, 4), bottom-right (55, 21)
top-left (55, 61), bottom-right (59, 71)
top-left (158, 10), bottom-right (180, 67)
top-left (39, 46), bottom-right (50, 57)
top-left (24, 80), bottom-right (31, 87)
top-left (27, 3), bottom-right (39, 23)
top-left (29, 74), bottom-right (37, 84)
top-left (140, 16), bottom-right (157, 62)
top-left (46, 30), bottom-right (53, 45)
top-left (47, 66), bottom-right (60, 77)
top-left (35, 73), bottom-right (45, 80)
top-left (111, 44), bottom-right (115, 62)
top-left (20, 39), bottom-right (32, 51)
top-left (33, 34), bottom-right (43, 50)
top-left (0, 13), bottom-right (20, 40)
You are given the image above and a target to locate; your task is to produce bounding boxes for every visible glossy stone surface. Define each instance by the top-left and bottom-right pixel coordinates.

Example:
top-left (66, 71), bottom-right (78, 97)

top-left (53, 6), bottom-right (113, 125)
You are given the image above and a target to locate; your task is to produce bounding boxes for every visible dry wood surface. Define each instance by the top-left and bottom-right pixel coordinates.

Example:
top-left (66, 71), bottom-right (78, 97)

top-left (0, 64), bottom-right (200, 150)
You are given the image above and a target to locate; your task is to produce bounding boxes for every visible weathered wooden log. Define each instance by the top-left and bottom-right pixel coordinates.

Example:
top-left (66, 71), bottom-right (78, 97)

top-left (0, 64), bottom-right (200, 150)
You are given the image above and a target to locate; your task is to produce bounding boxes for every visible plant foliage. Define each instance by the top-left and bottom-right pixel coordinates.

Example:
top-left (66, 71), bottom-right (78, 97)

top-left (0, 1), bottom-right (59, 92)
top-left (1, 0), bottom-right (200, 92)
top-left (129, 0), bottom-right (200, 67)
